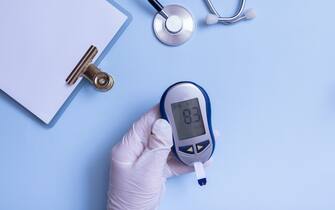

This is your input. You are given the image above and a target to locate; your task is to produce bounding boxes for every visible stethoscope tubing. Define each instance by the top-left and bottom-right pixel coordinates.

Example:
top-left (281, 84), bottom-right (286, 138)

top-left (205, 0), bottom-right (246, 24)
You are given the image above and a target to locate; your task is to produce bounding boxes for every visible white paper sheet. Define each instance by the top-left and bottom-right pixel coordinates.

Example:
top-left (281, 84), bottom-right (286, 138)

top-left (0, 0), bottom-right (129, 124)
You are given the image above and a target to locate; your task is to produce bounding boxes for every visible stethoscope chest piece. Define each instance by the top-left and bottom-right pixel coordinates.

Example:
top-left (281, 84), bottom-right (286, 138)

top-left (153, 5), bottom-right (195, 46)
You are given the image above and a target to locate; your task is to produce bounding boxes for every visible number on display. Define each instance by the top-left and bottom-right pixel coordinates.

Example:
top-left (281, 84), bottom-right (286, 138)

top-left (183, 106), bottom-right (201, 124)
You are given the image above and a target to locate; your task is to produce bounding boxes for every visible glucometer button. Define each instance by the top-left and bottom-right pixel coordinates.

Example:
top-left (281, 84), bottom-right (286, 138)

top-left (196, 140), bottom-right (210, 153)
top-left (179, 145), bottom-right (194, 154)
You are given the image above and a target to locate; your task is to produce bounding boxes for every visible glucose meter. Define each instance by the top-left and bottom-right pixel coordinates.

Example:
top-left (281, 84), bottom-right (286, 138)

top-left (160, 82), bottom-right (215, 186)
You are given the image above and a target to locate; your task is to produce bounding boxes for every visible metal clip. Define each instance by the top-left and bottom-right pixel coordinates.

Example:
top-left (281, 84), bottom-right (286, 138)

top-left (66, 45), bottom-right (114, 91)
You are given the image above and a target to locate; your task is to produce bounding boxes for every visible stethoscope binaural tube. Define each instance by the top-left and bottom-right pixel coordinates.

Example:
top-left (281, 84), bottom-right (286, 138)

top-left (205, 0), bottom-right (256, 25)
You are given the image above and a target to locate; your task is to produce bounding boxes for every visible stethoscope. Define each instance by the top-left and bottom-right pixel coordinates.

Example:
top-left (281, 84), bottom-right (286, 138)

top-left (148, 0), bottom-right (256, 46)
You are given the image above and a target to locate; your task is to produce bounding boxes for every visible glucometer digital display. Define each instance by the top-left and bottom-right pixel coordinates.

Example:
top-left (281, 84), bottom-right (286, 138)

top-left (160, 81), bottom-right (215, 186)
top-left (171, 98), bottom-right (206, 140)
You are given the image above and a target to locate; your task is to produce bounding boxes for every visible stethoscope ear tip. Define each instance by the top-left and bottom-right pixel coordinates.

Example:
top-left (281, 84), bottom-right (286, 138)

top-left (206, 14), bottom-right (219, 25)
top-left (243, 8), bottom-right (257, 20)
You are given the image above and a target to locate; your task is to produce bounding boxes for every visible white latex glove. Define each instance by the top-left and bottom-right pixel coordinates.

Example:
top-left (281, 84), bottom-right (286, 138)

top-left (107, 106), bottom-right (204, 210)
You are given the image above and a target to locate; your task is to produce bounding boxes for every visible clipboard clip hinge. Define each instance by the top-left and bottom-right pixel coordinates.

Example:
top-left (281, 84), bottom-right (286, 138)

top-left (66, 45), bottom-right (114, 91)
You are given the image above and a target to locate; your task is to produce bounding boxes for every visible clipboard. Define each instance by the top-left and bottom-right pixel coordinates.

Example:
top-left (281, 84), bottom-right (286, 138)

top-left (0, 0), bottom-right (132, 125)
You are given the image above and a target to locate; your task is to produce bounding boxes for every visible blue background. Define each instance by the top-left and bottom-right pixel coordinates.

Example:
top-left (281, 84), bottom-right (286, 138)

top-left (1, 0), bottom-right (335, 209)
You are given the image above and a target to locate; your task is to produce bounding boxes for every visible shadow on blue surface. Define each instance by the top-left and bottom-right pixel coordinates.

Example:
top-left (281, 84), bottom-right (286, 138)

top-left (131, 0), bottom-right (153, 16)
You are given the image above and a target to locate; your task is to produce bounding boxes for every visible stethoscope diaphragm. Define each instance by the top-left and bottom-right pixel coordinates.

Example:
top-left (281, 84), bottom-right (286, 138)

top-left (153, 5), bottom-right (195, 46)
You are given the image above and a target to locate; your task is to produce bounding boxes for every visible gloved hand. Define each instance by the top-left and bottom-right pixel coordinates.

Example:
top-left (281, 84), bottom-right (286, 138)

top-left (107, 106), bottom-right (205, 210)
